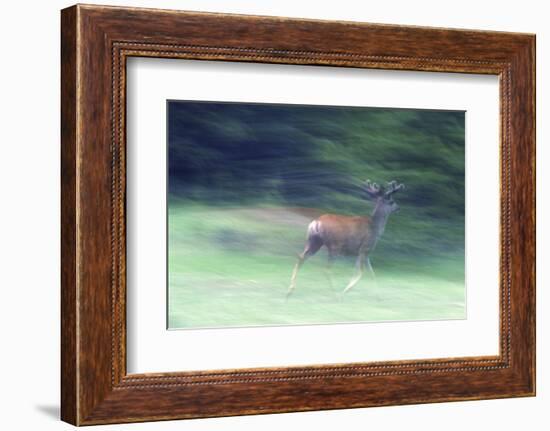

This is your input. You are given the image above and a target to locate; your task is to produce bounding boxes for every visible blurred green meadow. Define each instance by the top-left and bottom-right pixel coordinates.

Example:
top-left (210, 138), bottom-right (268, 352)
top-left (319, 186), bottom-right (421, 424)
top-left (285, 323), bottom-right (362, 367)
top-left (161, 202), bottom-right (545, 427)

top-left (167, 101), bottom-right (466, 329)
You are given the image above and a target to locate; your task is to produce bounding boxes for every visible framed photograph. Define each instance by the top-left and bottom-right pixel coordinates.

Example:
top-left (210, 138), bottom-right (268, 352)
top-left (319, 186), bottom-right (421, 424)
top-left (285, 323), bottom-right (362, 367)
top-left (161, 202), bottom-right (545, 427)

top-left (61, 4), bottom-right (535, 425)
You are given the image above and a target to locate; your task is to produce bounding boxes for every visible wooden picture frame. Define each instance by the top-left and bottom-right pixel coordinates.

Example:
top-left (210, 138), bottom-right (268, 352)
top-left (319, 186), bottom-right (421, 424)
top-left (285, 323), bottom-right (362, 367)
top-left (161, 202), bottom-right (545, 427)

top-left (61, 4), bottom-right (535, 425)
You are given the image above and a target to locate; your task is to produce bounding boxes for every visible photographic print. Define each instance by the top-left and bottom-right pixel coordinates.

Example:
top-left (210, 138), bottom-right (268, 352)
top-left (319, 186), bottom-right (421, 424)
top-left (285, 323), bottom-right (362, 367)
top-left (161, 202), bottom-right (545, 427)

top-left (167, 100), bottom-right (465, 329)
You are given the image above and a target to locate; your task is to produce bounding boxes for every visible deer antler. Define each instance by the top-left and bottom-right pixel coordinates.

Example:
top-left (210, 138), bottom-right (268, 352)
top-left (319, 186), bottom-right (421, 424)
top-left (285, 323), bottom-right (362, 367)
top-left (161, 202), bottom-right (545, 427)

top-left (384, 180), bottom-right (405, 196)
top-left (363, 179), bottom-right (382, 199)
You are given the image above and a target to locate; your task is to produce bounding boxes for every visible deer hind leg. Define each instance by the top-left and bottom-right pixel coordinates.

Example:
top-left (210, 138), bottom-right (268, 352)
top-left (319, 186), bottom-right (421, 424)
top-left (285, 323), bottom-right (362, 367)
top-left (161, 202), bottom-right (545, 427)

top-left (342, 254), bottom-right (365, 296)
top-left (287, 235), bottom-right (322, 299)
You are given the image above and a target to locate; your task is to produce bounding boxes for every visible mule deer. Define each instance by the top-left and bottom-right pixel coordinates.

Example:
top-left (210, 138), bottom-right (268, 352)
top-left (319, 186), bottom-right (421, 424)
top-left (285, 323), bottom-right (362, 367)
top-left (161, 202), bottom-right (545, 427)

top-left (287, 180), bottom-right (404, 298)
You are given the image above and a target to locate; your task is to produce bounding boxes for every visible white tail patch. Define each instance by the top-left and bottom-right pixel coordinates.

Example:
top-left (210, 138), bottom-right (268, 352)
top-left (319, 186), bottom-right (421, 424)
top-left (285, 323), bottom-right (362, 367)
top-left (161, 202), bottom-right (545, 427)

top-left (307, 220), bottom-right (321, 237)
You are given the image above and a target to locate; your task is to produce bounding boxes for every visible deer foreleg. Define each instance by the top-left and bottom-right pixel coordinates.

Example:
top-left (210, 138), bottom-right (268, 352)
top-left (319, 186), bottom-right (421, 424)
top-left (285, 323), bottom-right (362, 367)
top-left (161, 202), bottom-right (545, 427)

top-left (366, 257), bottom-right (375, 278)
top-left (342, 254), bottom-right (365, 295)
top-left (365, 256), bottom-right (380, 295)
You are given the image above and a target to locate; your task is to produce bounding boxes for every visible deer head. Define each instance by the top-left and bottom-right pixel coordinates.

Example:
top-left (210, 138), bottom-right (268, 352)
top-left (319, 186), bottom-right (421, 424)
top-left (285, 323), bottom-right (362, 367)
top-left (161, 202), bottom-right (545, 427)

top-left (363, 179), bottom-right (405, 215)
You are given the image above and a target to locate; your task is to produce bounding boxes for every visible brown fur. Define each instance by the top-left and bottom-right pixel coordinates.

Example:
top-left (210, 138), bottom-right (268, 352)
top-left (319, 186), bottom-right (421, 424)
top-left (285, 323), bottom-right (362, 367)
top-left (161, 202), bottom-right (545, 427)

top-left (314, 214), bottom-right (372, 257)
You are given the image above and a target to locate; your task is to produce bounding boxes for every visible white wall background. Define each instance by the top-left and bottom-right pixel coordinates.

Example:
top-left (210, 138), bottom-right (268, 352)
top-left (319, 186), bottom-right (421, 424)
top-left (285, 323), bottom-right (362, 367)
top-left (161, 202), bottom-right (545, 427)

top-left (0, 0), bottom-right (545, 429)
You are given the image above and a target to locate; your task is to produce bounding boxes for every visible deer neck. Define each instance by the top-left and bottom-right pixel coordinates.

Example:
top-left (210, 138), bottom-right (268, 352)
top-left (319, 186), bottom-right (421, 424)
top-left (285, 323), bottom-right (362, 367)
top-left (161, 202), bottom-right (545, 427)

top-left (370, 202), bottom-right (391, 240)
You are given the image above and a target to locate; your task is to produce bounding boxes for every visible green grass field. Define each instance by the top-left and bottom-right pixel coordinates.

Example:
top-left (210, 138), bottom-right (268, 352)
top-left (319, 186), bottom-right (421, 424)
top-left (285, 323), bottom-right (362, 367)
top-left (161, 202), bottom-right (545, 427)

top-left (168, 202), bottom-right (466, 329)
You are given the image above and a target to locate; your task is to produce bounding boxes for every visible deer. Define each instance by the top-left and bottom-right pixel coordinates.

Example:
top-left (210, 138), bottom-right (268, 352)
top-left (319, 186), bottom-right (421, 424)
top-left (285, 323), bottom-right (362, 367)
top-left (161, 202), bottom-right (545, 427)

top-left (287, 180), bottom-right (405, 299)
